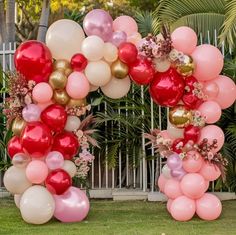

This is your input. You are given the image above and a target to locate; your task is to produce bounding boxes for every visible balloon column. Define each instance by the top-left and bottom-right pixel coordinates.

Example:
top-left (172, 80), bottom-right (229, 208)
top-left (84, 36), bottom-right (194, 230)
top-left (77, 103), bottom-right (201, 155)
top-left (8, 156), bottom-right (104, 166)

top-left (143, 26), bottom-right (236, 221)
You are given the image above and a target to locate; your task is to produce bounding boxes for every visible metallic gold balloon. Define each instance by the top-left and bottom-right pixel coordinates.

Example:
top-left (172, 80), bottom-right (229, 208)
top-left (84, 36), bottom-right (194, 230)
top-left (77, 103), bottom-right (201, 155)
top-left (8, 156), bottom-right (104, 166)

top-left (67, 98), bottom-right (87, 108)
top-left (54, 59), bottom-right (71, 71)
top-left (53, 90), bottom-right (70, 105)
top-left (111, 59), bottom-right (129, 79)
top-left (12, 117), bottom-right (26, 136)
top-left (169, 105), bottom-right (193, 128)
top-left (176, 55), bottom-right (194, 77)
top-left (63, 68), bottom-right (73, 77)
top-left (49, 70), bottom-right (67, 89)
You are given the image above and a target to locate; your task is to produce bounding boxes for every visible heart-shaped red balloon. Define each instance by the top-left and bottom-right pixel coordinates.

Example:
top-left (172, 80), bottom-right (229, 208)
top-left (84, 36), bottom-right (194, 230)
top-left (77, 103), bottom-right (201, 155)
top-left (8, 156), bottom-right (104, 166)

top-left (185, 76), bottom-right (198, 91)
top-left (52, 131), bottom-right (79, 160)
top-left (184, 125), bottom-right (200, 143)
top-left (7, 136), bottom-right (24, 159)
top-left (171, 138), bottom-right (186, 154)
top-left (41, 104), bottom-right (67, 133)
top-left (21, 122), bottom-right (53, 158)
top-left (182, 92), bottom-right (203, 109)
top-left (149, 68), bottom-right (185, 107)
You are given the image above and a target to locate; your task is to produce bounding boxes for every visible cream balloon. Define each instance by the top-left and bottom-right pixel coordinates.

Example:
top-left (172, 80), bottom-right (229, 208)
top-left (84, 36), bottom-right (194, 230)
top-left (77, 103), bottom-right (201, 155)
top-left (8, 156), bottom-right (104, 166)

top-left (127, 32), bottom-right (142, 45)
top-left (46, 19), bottom-right (85, 60)
top-left (162, 164), bottom-right (172, 179)
top-left (62, 160), bottom-right (77, 177)
top-left (90, 84), bottom-right (99, 92)
top-left (20, 186), bottom-right (55, 224)
top-left (167, 122), bottom-right (184, 139)
top-left (14, 194), bottom-right (22, 209)
top-left (154, 58), bottom-right (171, 72)
top-left (65, 116), bottom-right (81, 132)
top-left (103, 42), bottom-right (118, 62)
top-left (3, 166), bottom-right (32, 194)
top-left (101, 76), bottom-right (131, 99)
top-left (81, 35), bottom-right (104, 61)
top-left (85, 60), bottom-right (111, 86)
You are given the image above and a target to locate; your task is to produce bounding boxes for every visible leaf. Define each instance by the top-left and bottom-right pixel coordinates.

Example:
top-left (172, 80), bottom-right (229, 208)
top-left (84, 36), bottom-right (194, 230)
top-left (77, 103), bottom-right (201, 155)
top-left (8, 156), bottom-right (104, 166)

top-left (91, 96), bottom-right (104, 107)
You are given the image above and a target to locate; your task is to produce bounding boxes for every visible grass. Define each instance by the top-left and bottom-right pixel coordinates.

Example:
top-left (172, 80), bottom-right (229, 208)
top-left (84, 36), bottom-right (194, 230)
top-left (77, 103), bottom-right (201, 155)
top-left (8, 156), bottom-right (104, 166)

top-left (0, 198), bottom-right (236, 235)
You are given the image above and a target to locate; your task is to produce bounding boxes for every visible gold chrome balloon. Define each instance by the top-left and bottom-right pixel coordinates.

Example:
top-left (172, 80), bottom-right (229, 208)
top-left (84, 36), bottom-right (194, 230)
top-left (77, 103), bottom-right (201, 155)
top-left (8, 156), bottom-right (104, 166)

top-left (67, 98), bottom-right (87, 108)
top-left (54, 59), bottom-right (71, 71)
top-left (169, 105), bottom-right (193, 128)
top-left (53, 90), bottom-right (70, 105)
top-left (111, 59), bottom-right (129, 79)
top-left (63, 68), bottom-right (73, 77)
top-left (176, 55), bottom-right (194, 77)
top-left (12, 117), bottom-right (26, 136)
top-left (49, 70), bottom-right (67, 89)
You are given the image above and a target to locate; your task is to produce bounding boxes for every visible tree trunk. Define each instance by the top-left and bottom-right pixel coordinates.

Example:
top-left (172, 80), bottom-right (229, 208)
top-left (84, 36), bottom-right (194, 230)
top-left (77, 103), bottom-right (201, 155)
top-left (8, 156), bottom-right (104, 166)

top-left (0, 0), bottom-right (6, 44)
top-left (6, 0), bottom-right (15, 43)
top-left (37, 0), bottom-right (50, 42)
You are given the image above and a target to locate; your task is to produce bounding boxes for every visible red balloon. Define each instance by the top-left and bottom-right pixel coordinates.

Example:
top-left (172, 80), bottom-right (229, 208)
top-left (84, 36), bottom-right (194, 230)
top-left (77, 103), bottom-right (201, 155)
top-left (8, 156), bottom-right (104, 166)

top-left (149, 68), bottom-right (185, 107)
top-left (129, 57), bottom-right (155, 85)
top-left (182, 93), bottom-right (203, 109)
top-left (184, 125), bottom-right (200, 143)
top-left (71, 53), bottom-right (88, 71)
top-left (172, 138), bottom-right (186, 154)
top-left (45, 169), bottom-right (72, 195)
top-left (7, 136), bottom-right (24, 159)
top-left (118, 42), bottom-right (138, 65)
top-left (21, 122), bottom-right (53, 158)
top-left (41, 104), bottom-right (67, 133)
top-left (52, 132), bottom-right (79, 160)
top-left (185, 76), bottom-right (198, 91)
top-left (14, 40), bottom-right (53, 83)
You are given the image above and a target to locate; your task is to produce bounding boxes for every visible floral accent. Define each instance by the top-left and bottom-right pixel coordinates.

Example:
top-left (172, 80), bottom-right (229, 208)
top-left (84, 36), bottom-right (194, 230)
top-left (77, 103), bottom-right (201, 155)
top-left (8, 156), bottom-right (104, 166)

top-left (192, 111), bottom-right (206, 127)
top-left (66, 104), bottom-right (91, 117)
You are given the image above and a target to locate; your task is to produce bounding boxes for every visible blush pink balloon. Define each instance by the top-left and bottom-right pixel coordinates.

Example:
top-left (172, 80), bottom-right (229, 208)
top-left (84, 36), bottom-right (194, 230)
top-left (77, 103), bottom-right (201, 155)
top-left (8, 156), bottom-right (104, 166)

top-left (167, 199), bottom-right (173, 213)
top-left (213, 75), bottom-right (236, 109)
top-left (37, 100), bottom-right (54, 111)
top-left (198, 101), bottom-right (222, 124)
top-left (22, 104), bottom-right (41, 122)
top-left (205, 181), bottom-right (210, 191)
top-left (182, 151), bottom-right (203, 173)
top-left (26, 160), bottom-right (48, 184)
top-left (196, 193), bottom-right (222, 220)
top-left (171, 26), bottom-right (197, 54)
top-left (113, 15), bottom-right (138, 36)
top-left (180, 173), bottom-right (206, 199)
top-left (53, 186), bottom-right (90, 222)
top-left (164, 179), bottom-right (183, 199)
top-left (46, 151), bottom-right (64, 170)
top-left (157, 173), bottom-right (168, 192)
top-left (32, 82), bottom-right (53, 103)
top-left (191, 44), bottom-right (223, 81)
top-left (170, 196), bottom-right (196, 221)
top-left (109, 31), bottom-right (127, 47)
top-left (66, 72), bottom-right (90, 99)
top-left (203, 81), bottom-right (219, 100)
top-left (199, 161), bottom-right (221, 181)
top-left (198, 125), bottom-right (224, 152)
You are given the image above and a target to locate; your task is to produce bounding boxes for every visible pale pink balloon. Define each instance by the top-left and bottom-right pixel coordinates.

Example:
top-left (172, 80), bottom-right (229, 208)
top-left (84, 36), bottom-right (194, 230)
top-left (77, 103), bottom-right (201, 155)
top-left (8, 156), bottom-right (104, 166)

top-left (113, 15), bottom-right (138, 36)
top-left (167, 199), bottom-right (173, 213)
top-left (198, 101), bottom-right (222, 124)
top-left (22, 104), bottom-right (41, 122)
top-left (203, 81), bottom-right (219, 100)
top-left (164, 179), bottom-right (183, 199)
top-left (46, 151), bottom-right (64, 170)
top-left (37, 100), bottom-right (54, 111)
top-left (196, 193), bottom-right (222, 220)
top-left (32, 82), bottom-right (53, 103)
top-left (26, 160), bottom-right (48, 184)
top-left (205, 181), bottom-right (210, 191)
top-left (213, 75), bottom-right (236, 109)
top-left (182, 151), bottom-right (203, 173)
top-left (198, 125), bottom-right (225, 152)
top-left (53, 186), bottom-right (90, 222)
top-left (66, 72), bottom-right (90, 99)
top-left (170, 196), bottom-right (196, 221)
top-left (157, 173), bottom-right (168, 192)
top-left (171, 26), bottom-right (197, 54)
top-left (127, 32), bottom-right (142, 46)
top-left (199, 161), bottom-right (221, 181)
top-left (180, 173), bottom-right (206, 199)
top-left (191, 45), bottom-right (224, 81)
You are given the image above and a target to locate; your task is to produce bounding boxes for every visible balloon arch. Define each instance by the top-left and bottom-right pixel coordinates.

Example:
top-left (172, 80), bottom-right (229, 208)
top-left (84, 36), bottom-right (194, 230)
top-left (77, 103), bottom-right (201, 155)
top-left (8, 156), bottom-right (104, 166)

top-left (3, 9), bottom-right (236, 224)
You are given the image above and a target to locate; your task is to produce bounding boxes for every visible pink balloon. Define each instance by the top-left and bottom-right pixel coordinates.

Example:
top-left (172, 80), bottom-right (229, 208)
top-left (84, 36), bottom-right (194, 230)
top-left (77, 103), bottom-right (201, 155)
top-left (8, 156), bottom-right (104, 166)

top-left (66, 72), bottom-right (90, 99)
top-left (170, 196), bottom-right (196, 221)
top-left (213, 75), bottom-right (236, 109)
top-left (191, 44), bottom-right (223, 81)
top-left (171, 26), bottom-right (197, 54)
top-left (164, 179), bottom-right (183, 199)
top-left (203, 81), bottom-right (219, 100)
top-left (167, 199), bottom-right (173, 213)
top-left (198, 101), bottom-right (222, 124)
top-left (26, 160), bottom-right (48, 184)
top-left (109, 31), bottom-right (127, 47)
top-left (199, 161), bottom-right (221, 181)
top-left (157, 174), bottom-right (168, 192)
top-left (180, 173), bottom-right (206, 199)
top-left (46, 151), bottom-right (64, 170)
top-left (171, 168), bottom-right (186, 181)
top-left (113, 16), bottom-right (138, 36)
top-left (32, 82), bottom-right (53, 103)
top-left (205, 181), bottom-right (210, 191)
top-left (196, 193), bottom-right (222, 220)
top-left (53, 186), bottom-right (90, 222)
top-left (198, 125), bottom-right (224, 152)
top-left (182, 151), bottom-right (203, 173)
top-left (37, 100), bottom-right (54, 111)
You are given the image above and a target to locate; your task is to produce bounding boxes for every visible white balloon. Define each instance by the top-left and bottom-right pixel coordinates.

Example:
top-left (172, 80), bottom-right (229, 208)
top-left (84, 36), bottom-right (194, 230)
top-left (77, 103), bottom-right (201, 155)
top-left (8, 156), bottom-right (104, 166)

top-left (154, 58), bottom-right (171, 72)
top-left (101, 76), bottom-right (131, 99)
top-left (103, 42), bottom-right (118, 62)
top-left (167, 122), bottom-right (184, 139)
top-left (46, 19), bottom-right (85, 60)
top-left (14, 194), bottom-right (22, 209)
top-left (162, 164), bottom-right (172, 179)
top-left (3, 166), bottom-right (32, 194)
top-left (62, 160), bottom-right (77, 177)
top-left (81, 35), bottom-right (104, 61)
top-left (65, 116), bottom-right (81, 132)
top-left (85, 60), bottom-right (111, 86)
top-left (20, 186), bottom-right (55, 224)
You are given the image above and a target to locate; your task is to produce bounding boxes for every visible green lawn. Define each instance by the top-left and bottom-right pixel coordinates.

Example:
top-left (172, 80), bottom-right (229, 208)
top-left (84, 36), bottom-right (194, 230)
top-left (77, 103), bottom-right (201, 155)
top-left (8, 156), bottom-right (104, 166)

top-left (0, 197), bottom-right (236, 235)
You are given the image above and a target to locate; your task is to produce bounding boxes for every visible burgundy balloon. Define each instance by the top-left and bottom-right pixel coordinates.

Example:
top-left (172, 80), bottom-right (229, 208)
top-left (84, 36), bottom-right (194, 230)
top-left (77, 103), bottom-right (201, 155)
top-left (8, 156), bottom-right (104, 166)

top-left (71, 53), bottom-right (88, 72)
top-left (184, 125), bottom-right (200, 143)
top-left (118, 42), bottom-right (138, 65)
top-left (14, 40), bottom-right (53, 83)
top-left (7, 136), bottom-right (24, 159)
top-left (149, 68), bottom-right (185, 107)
